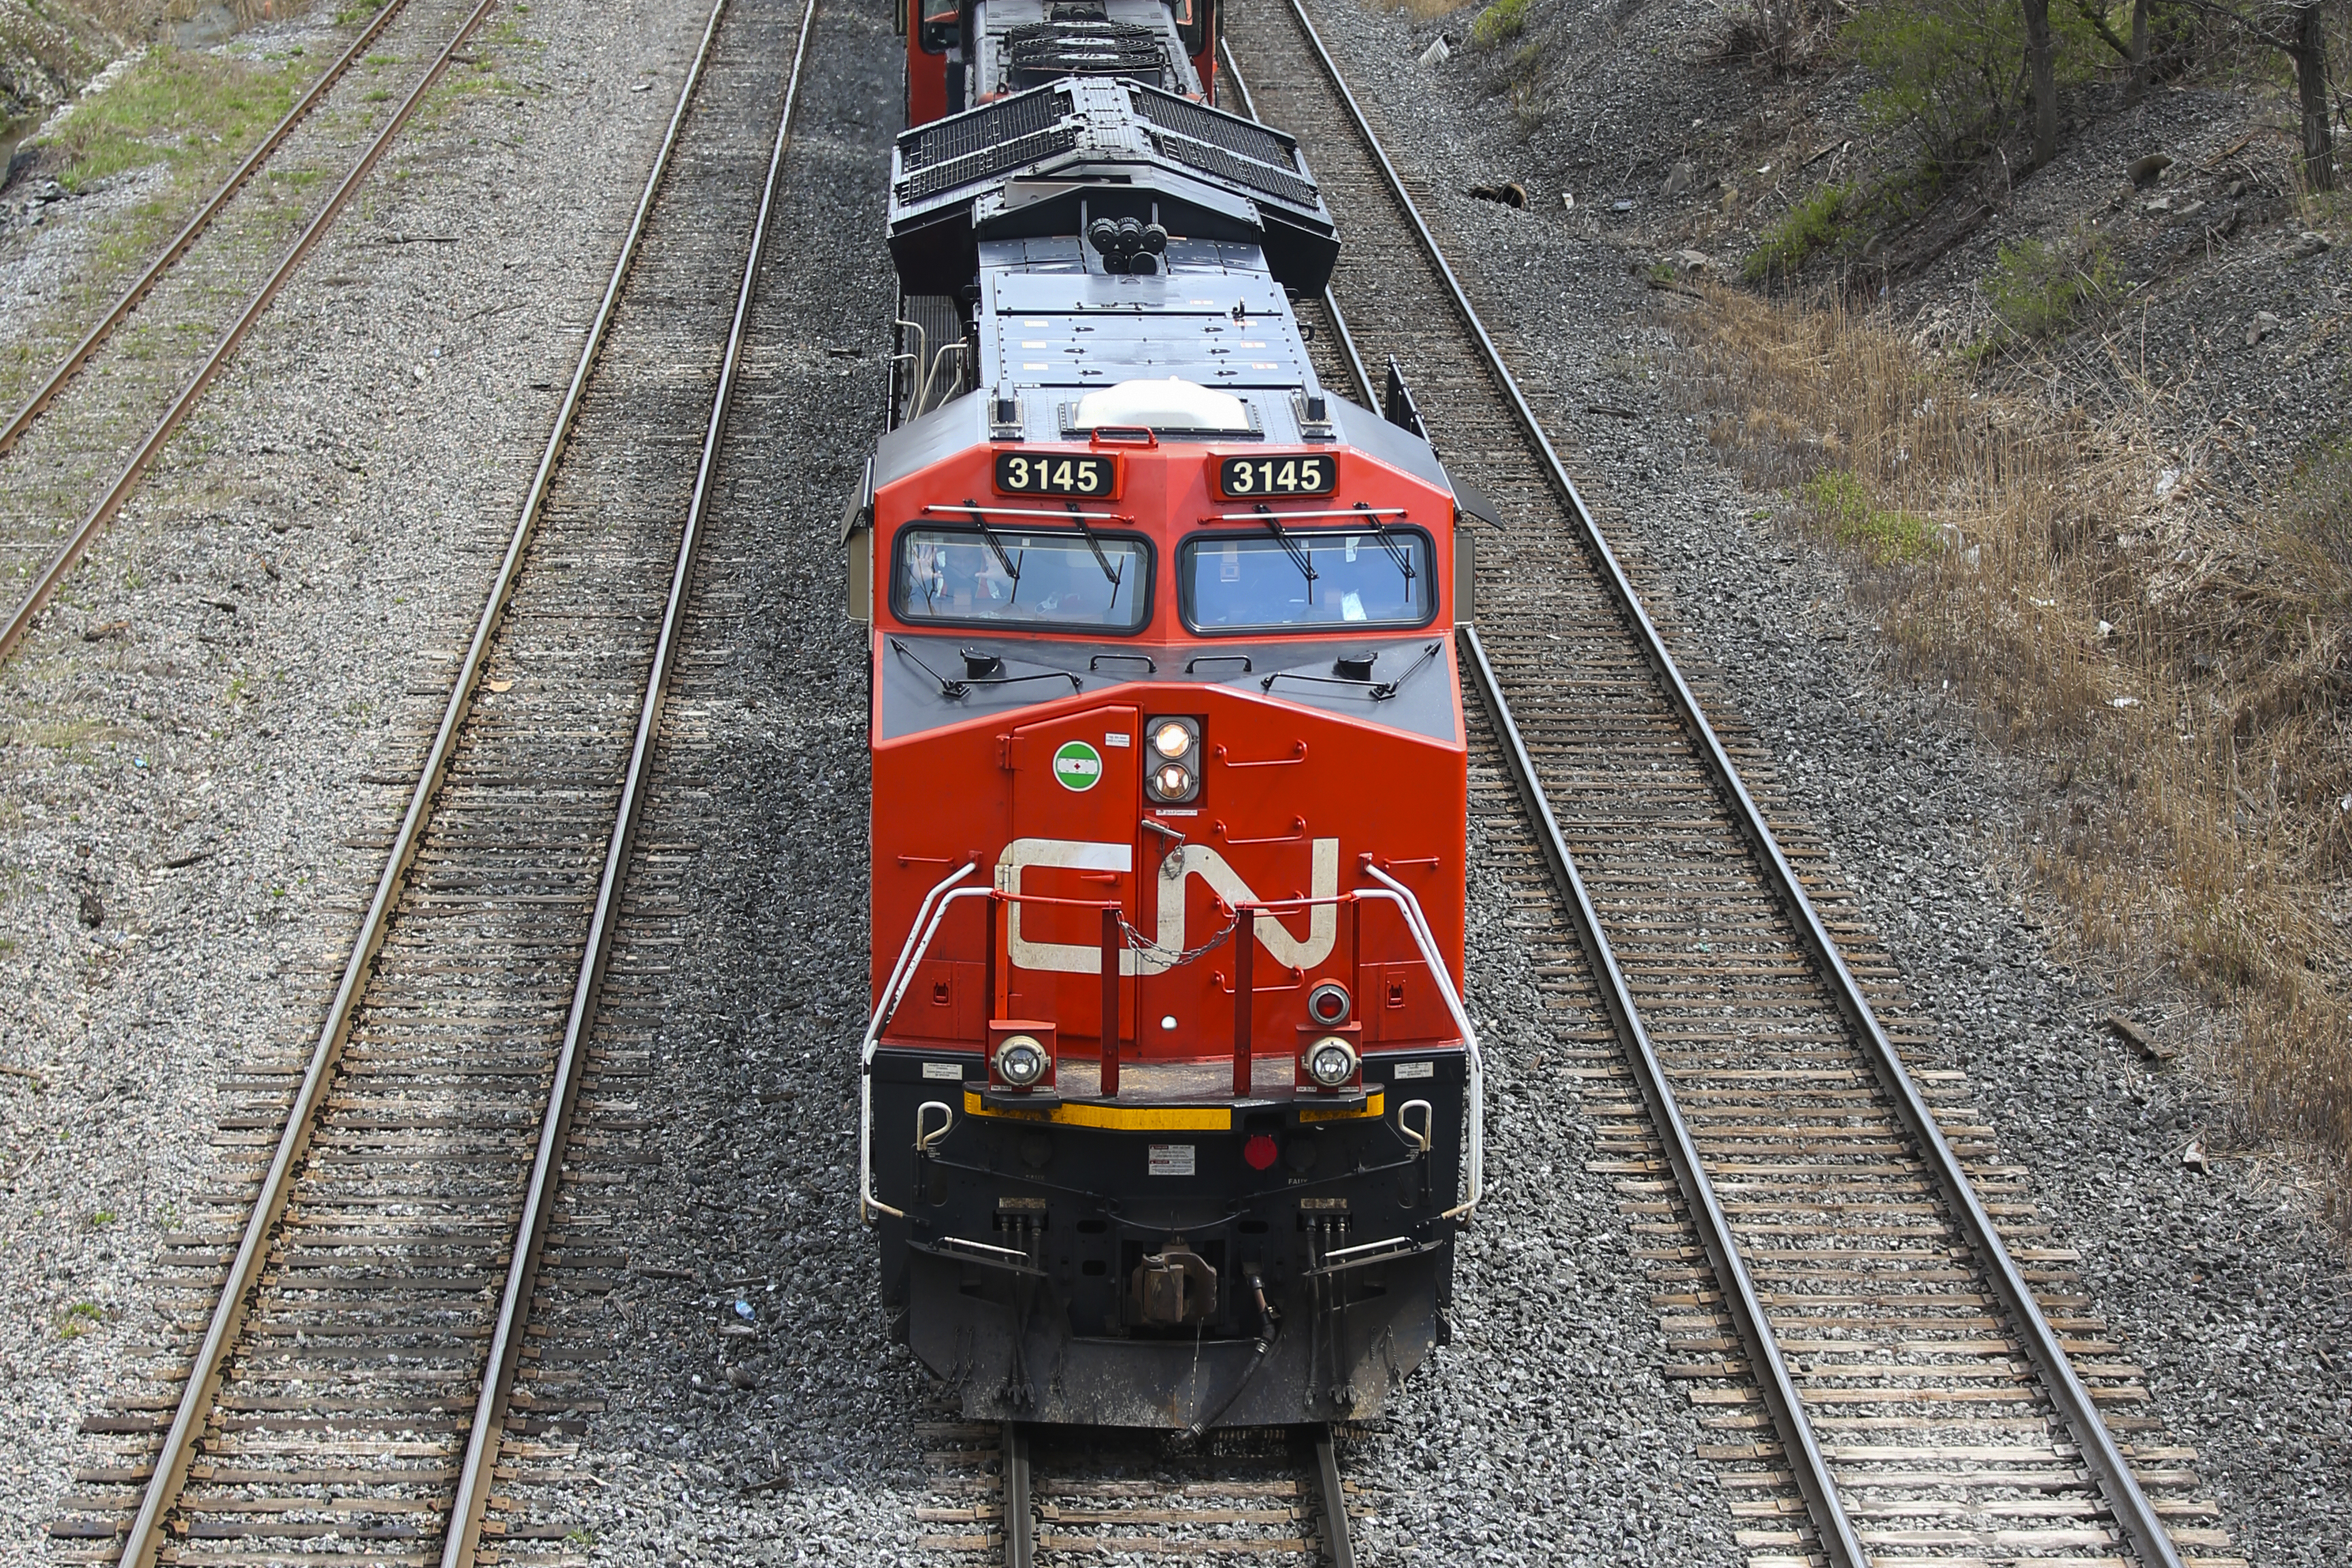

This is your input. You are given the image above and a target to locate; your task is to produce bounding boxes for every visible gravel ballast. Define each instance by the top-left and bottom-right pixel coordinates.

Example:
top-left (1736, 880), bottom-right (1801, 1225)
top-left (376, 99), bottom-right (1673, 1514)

top-left (0, 0), bottom-right (740, 1550)
top-left (4, 0), bottom-right (2344, 1561)
top-left (1284, 0), bottom-right (2351, 1558)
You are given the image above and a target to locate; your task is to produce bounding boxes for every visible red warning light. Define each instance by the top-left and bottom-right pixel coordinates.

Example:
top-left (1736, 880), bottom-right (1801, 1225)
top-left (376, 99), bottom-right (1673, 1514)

top-left (1243, 1133), bottom-right (1278, 1171)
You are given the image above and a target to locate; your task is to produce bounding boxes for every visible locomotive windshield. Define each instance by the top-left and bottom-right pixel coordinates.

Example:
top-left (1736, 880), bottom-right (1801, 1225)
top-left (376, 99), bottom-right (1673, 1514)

top-left (1179, 527), bottom-right (1433, 633)
top-left (896, 525), bottom-right (1151, 632)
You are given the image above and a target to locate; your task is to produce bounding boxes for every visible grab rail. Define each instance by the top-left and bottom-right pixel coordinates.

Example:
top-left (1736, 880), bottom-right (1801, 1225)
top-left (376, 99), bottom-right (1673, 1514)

top-left (1214, 740), bottom-right (1307, 768)
top-left (857, 870), bottom-right (1484, 1222)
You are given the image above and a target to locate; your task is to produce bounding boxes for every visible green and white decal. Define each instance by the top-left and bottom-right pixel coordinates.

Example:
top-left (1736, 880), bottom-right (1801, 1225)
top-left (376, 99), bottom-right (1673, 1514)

top-left (1052, 740), bottom-right (1103, 791)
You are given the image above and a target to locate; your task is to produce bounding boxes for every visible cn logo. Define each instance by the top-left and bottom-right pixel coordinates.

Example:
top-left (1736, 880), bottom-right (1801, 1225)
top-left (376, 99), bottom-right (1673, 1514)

top-left (994, 836), bottom-right (1339, 975)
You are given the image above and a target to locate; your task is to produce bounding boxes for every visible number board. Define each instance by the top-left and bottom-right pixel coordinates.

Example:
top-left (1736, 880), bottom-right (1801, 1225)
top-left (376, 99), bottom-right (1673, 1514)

top-left (995, 451), bottom-right (1118, 498)
top-left (1218, 453), bottom-right (1337, 498)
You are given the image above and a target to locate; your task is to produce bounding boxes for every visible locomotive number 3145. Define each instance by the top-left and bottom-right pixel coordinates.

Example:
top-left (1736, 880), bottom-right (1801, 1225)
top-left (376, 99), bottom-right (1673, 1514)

top-left (1219, 454), bottom-right (1335, 497)
top-left (996, 453), bottom-right (1115, 497)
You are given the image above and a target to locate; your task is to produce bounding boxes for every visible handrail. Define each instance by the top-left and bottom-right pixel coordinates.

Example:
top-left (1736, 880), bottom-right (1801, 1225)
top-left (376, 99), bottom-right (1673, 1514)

top-left (1214, 740), bottom-right (1307, 768)
top-left (1213, 815), bottom-right (1307, 845)
top-left (860, 875), bottom-right (986, 1222)
top-left (921, 503), bottom-right (1130, 522)
top-left (1200, 508), bottom-right (1406, 522)
top-left (1358, 870), bottom-right (1482, 1218)
top-left (860, 879), bottom-right (1125, 1221)
top-left (858, 872), bottom-right (1484, 1222)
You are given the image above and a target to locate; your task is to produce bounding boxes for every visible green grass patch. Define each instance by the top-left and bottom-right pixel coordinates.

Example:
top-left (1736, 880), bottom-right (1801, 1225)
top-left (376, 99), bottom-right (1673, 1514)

top-left (1469, 0), bottom-right (1531, 48)
top-left (1799, 468), bottom-right (1933, 561)
top-left (1743, 182), bottom-right (1852, 282)
top-left (56, 1301), bottom-right (103, 1340)
top-left (33, 48), bottom-right (307, 194)
top-left (1981, 235), bottom-right (2119, 342)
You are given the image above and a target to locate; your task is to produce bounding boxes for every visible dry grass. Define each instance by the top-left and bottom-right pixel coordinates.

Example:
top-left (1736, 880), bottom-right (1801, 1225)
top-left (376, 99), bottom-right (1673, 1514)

top-left (1389, 0), bottom-right (1464, 22)
top-left (1674, 286), bottom-right (2352, 1226)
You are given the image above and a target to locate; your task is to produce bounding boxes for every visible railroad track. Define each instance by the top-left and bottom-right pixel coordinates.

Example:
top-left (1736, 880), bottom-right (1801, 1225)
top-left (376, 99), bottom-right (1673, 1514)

top-left (0, 0), bottom-right (497, 662)
top-left (1222, 3), bottom-right (2244, 1566)
top-left (43, 0), bottom-right (819, 1560)
top-left (916, 1420), bottom-right (1358, 1565)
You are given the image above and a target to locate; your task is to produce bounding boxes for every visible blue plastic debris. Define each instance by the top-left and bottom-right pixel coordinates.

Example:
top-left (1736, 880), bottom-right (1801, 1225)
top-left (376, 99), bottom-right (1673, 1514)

top-left (733, 1300), bottom-right (755, 1322)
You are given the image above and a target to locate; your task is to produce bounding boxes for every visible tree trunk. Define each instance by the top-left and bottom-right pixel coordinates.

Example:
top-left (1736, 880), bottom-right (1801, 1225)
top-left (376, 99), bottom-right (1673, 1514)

top-left (2125, 0), bottom-right (2150, 105)
top-left (2289, 3), bottom-right (2334, 192)
top-left (2022, 0), bottom-right (2059, 167)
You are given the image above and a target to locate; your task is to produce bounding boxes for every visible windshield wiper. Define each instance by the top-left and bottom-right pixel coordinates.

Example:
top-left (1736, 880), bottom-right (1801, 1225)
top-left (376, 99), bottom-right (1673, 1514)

top-left (1260, 640), bottom-right (1443, 702)
top-left (1256, 507), bottom-right (1318, 593)
top-left (1351, 500), bottom-right (1416, 583)
top-left (1066, 501), bottom-right (1126, 594)
top-left (960, 500), bottom-right (1024, 586)
top-left (892, 638), bottom-right (1081, 702)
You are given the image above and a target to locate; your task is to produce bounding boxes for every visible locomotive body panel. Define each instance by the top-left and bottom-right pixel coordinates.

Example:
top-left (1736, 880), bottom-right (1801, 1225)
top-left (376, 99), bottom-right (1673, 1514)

top-left (855, 18), bottom-right (1482, 1430)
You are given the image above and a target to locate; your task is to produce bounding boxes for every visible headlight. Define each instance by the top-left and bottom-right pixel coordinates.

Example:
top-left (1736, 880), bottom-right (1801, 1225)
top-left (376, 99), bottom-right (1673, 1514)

top-left (1303, 1035), bottom-right (1358, 1088)
top-left (1152, 720), bottom-right (1192, 759)
top-left (1154, 763), bottom-right (1192, 797)
top-left (994, 1034), bottom-right (1049, 1088)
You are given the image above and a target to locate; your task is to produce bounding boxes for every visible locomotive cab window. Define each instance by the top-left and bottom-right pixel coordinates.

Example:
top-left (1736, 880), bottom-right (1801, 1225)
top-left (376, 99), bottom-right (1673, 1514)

top-left (1171, 0), bottom-right (1213, 55)
top-left (1179, 527), bottom-right (1434, 633)
top-left (896, 525), bottom-right (1152, 632)
top-left (919, 0), bottom-right (958, 52)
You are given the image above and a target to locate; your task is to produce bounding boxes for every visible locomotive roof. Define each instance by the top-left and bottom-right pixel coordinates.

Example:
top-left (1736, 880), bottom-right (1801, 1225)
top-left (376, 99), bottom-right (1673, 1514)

top-left (970, 0), bottom-right (1205, 101)
top-left (889, 78), bottom-right (1339, 296)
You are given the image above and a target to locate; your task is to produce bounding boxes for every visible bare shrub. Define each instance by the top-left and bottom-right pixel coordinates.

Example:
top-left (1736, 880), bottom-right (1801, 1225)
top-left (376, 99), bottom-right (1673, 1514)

top-left (1674, 285), bottom-right (2352, 1211)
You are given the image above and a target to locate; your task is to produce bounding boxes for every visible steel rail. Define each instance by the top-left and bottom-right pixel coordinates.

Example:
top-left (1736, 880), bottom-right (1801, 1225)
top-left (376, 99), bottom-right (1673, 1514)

top-left (0, 0), bottom-right (498, 665)
top-left (111, 4), bottom-right (735, 1560)
top-left (1267, 1), bottom-right (2187, 1563)
top-left (1311, 1424), bottom-right (1357, 1568)
top-left (437, 0), bottom-right (821, 1556)
top-left (1459, 625), bottom-right (1867, 1568)
top-left (1213, 40), bottom-right (1374, 409)
top-left (1005, 1422), bottom-right (1036, 1568)
top-left (0, 0), bottom-right (421, 457)
top-left (1236, 24), bottom-right (1852, 1557)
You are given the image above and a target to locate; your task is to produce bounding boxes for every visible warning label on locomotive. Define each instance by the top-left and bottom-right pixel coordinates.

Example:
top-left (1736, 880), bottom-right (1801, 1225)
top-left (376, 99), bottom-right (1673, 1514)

top-left (1051, 740), bottom-right (1103, 791)
top-left (1147, 1143), bottom-right (1196, 1177)
top-left (1218, 453), bottom-right (1335, 497)
top-left (996, 452), bottom-right (1116, 497)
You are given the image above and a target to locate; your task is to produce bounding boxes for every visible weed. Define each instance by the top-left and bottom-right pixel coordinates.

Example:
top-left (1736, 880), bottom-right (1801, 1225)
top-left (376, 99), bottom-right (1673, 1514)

top-left (56, 1302), bottom-right (103, 1339)
top-left (1844, 0), bottom-right (2102, 172)
top-left (34, 50), bottom-right (304, 194)
top-left (566, 1528), bottom-right (597, 1549)
top-left (1469, 0), bottom-right (1531, 49)
top-left (335, 0), bottom-right (392, 20)
top-left (1981, 235), bottom-right (2119, 341)
top-left (1674, 286), bottom-right (2352, 1221)
top-left (1799, 468), bottom-right (1933, 559)
top-left (88, 1210), bottom-right (114, 1227)
top-left (1743, 182), bottom-right (1850, 281)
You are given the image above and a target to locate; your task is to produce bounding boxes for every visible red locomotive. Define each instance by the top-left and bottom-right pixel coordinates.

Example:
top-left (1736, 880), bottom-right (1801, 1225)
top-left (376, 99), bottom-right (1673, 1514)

top-left (848, 0), bottom-right (1484, 1430)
